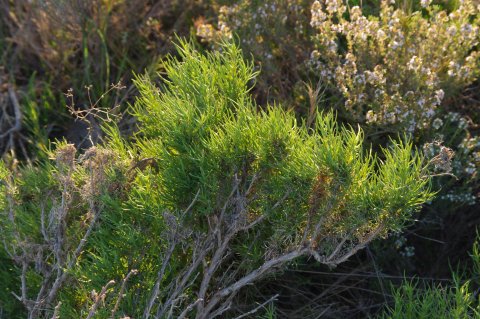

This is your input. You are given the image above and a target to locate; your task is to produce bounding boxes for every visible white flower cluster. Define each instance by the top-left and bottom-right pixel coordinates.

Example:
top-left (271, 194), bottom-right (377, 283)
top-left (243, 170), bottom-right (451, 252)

top-left (311, 1), bottom-right (327, 27)
top-left (394, 234), bottom-right (415, 258)
top-left (440, 192), bottom-right (476, 206)
top-left (421, 0), bottom-right (432, 8)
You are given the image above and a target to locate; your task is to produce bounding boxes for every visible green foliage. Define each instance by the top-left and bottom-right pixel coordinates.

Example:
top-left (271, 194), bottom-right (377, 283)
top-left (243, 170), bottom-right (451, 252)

top-left (22, 76), bottom-right (60, 157)
top-left (131, 39), bottom-right (433, 240)
top-left (379, 279), bottom-right (478, 319)
top-left (195, 1), bottom-right (480, 240)
top-left (0, 40), bottom-right (434, 318)
top-left (379, 234), bottom-right (480, 319)
top-left (0, 250), bottom-right (24, 318)
top-left (0, 0), bottom-right (478, 316)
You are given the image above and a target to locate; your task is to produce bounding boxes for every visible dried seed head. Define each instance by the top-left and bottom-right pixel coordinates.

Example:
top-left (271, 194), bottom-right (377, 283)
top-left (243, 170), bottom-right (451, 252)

top-left (425, 142), bottom-right (455, 173)
top-left (81, 147), bottom-right (117, 199)
top-left (56, 144), bottom-right (76, 171)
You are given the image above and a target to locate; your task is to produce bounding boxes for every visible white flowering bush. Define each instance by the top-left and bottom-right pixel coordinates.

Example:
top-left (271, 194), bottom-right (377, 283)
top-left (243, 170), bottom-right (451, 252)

top-left (310, 0), bottom-right (480, 132)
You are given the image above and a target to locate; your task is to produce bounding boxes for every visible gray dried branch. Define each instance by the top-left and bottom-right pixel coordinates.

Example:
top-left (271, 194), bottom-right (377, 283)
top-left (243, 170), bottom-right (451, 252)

top-left (110, 269), bottom-right (138, 319)
top-left (0, 85), bottom-right (24, 157)
top-left (2, 144), bottom-right (108, 319)
top-left (0, 87), bottom-right (22, 139)
top-left (233, 294), bottom-right (279, 319)
top-left (86, 280), bottom-right (116, 319)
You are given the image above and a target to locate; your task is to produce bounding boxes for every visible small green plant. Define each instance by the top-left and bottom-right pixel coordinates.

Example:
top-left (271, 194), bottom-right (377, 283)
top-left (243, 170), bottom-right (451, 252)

top-left (0, 40), bottom-right (434, 318)
top-left (379, 279), bottom-right (478, 318)
top-left (379, 233), bottom-right (480, 319)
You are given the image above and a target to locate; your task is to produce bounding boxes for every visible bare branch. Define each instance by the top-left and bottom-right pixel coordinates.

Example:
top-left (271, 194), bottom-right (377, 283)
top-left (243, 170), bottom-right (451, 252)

top-left (0, 87), bottom-right (22, 139)
top-left (198, 249), bottom-right (307, 319)
top-left (110, 269), bottom-right (138, 319)
top-left (51, 302), bottom-right (61, 319)
top-left (144, 238), bottom-right (176, 318)
top-left (85, 280), bottom-right (116, 319)
top-left (325, 224), bottom-right (384, 267)
top-left (233, 294), bottom-right (279, 319)
top-left (177, 299), bottom-right (203, 319)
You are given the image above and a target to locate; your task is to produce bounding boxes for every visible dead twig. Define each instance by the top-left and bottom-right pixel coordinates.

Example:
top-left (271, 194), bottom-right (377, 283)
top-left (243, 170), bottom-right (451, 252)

top-left (110, 269), bottom-right (138, 319)
top-left (86, 280), bottom-right (116, 319)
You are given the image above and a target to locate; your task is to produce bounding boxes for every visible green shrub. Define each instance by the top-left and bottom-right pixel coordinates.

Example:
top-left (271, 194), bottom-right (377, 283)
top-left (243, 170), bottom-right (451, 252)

top-left (0, 41), bottom-right (434, 318)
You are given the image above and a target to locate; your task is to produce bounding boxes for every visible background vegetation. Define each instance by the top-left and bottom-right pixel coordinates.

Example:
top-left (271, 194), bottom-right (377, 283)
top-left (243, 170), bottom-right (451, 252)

top-left (0, 0), bottom-right (479, 318)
